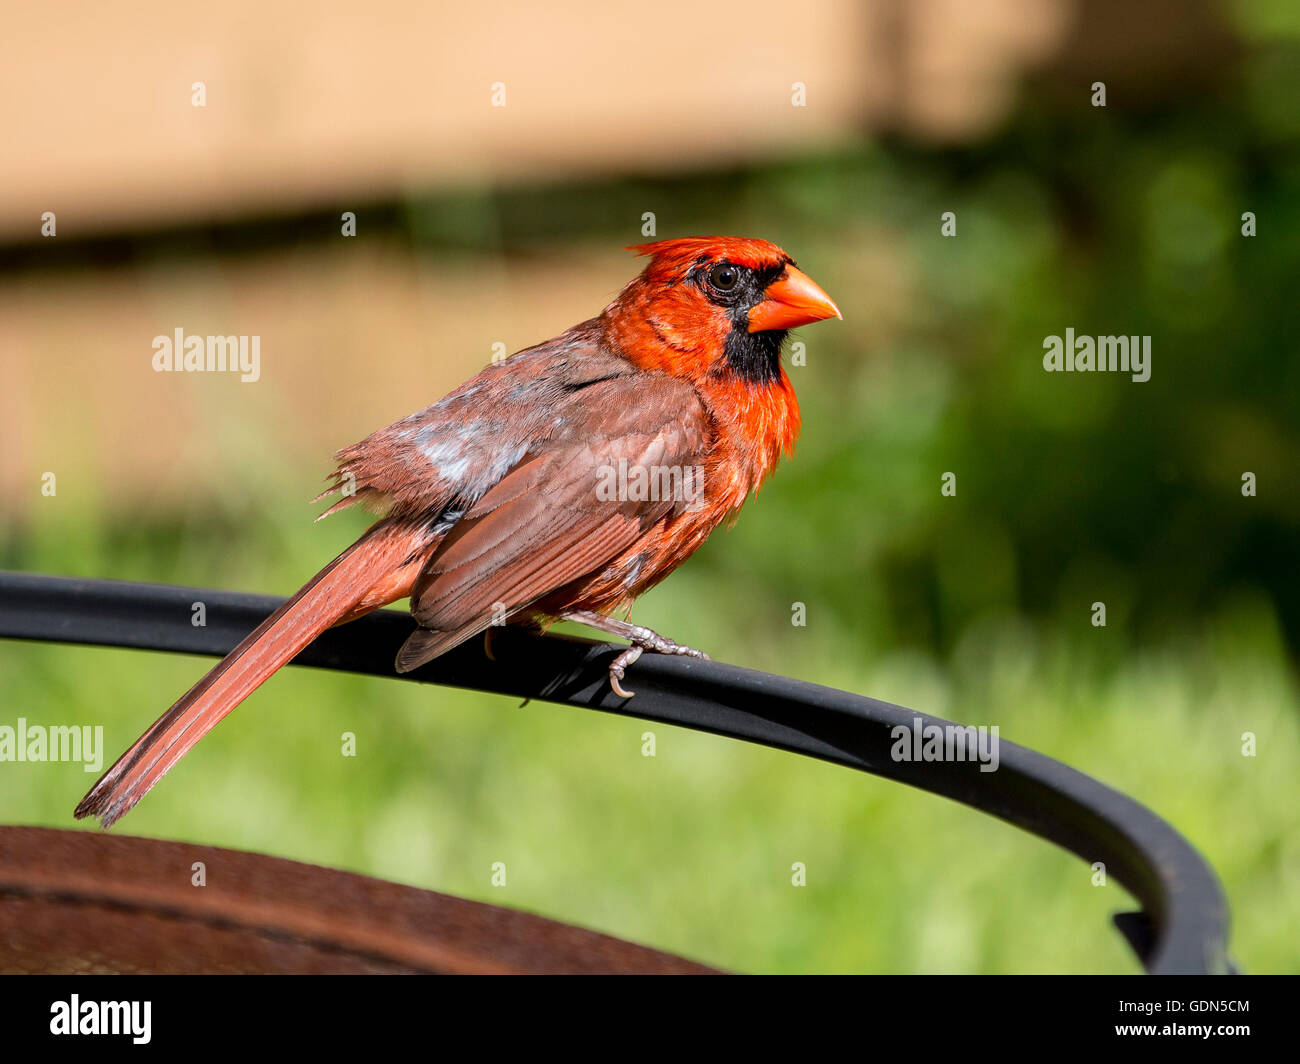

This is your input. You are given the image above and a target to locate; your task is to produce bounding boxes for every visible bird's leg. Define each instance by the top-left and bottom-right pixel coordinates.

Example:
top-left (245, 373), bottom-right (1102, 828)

top-left (560, 609), bottom-right (711, 698)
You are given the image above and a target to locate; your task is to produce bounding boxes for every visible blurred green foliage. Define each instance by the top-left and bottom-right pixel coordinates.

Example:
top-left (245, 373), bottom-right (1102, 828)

top-left (4, 31), bottom-right (1299, 972)
top-left (407, 67), bottom-right (1300, 661)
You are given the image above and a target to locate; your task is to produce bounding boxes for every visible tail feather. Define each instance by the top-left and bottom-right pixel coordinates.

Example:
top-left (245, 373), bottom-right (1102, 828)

top-left (76, 520), bottom-right (425, 829)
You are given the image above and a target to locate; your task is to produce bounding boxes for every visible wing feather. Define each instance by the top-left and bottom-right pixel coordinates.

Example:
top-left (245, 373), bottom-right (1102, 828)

top-left (394, 407), bottom-right (707, 672)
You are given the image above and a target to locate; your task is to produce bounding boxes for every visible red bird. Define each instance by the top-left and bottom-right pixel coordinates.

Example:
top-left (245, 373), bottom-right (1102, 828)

top-left (76, 236), bottom-right (840, 828)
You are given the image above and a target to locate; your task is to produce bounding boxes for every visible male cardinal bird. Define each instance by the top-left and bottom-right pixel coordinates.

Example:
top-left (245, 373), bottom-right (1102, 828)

top-left (76, 236), bottom-right (840, 828)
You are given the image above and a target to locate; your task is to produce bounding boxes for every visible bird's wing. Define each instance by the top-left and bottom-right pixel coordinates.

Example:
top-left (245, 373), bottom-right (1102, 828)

top-left (316, 323), bottom-right (636, 519)
top-left (395, 380), bottom-right (710, 671)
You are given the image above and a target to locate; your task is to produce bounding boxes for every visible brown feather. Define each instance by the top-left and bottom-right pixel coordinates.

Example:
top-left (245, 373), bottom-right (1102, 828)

top-left (394, 398), bottom-right (710, 671)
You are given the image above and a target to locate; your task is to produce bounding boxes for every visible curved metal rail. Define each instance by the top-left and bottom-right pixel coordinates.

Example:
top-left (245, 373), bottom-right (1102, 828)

top-left (0, 570), bottom-right (1232, 973)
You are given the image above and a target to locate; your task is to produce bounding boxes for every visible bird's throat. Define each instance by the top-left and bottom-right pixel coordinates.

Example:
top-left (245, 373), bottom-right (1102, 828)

top-left (721, 324), bottom-right (787, 385)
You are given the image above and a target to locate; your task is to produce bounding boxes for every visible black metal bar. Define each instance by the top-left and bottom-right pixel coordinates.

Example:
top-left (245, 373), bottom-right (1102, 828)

top-left (0, 570), bottom-right (1232, 974)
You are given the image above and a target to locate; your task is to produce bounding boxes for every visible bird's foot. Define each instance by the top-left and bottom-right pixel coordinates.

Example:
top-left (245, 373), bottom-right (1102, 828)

top-left (607, 645), bottom-right (643, 699)
top-left (560, 610), bottom-right (710, 698)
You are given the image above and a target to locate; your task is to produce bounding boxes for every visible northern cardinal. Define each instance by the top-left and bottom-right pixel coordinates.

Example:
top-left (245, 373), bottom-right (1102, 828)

top-left (76, 236), bottom-right (840, 828)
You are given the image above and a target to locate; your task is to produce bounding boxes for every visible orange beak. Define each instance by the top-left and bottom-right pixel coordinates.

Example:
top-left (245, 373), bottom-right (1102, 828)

top-left (747, 265), bottom-right (842, 333)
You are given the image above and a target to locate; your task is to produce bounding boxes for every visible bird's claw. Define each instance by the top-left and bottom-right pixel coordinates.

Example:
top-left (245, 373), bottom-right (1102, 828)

top-left (606, 636), bottom-right (711, 698)
top-left (559, 609), bottom-right (710, 699)
top-left (608, 645), bottom-right (643, 698)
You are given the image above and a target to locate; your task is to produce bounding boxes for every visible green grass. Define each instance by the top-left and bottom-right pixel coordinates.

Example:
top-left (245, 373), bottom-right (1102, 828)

top-left (4, 506), bottom-right (1296, 974)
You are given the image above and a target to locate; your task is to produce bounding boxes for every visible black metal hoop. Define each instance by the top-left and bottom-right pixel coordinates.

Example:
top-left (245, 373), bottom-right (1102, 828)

top-left (0, 570), bottom-right (1233, 974)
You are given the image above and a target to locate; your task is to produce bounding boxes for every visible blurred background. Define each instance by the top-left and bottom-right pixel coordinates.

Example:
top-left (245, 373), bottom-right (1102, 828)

top-left (2, 0), bottom-right (1297, 973)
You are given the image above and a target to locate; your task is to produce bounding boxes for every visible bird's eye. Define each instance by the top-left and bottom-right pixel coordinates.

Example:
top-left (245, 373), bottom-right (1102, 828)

top-left (708, 264), bottom-right (739, 291)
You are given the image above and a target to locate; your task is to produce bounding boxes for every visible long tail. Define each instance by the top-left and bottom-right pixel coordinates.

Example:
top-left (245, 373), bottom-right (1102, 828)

top-left (75, 519), bottom-right (429, 829)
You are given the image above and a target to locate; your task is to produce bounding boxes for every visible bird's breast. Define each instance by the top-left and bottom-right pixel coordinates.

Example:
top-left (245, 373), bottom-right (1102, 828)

top-left (547, 373), bottom-right (801, 616)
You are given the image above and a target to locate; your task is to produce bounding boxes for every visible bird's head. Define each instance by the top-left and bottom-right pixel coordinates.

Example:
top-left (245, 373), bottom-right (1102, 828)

top-left (601, 236), bottom-right (841, 385)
